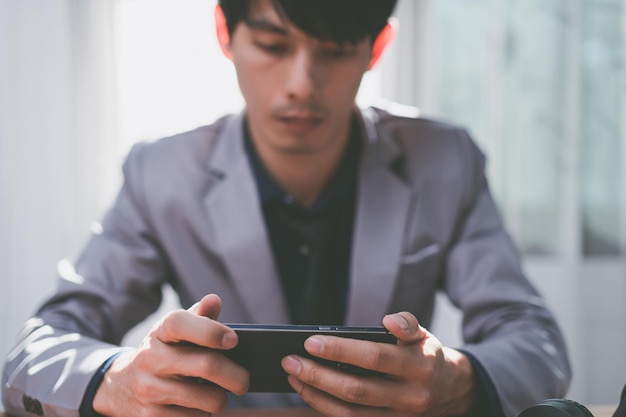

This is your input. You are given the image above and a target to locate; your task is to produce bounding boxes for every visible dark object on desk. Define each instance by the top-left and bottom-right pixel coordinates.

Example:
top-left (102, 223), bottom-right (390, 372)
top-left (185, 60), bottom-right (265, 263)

top-left (518, 399), bottom-right (594, 417)
top-left (519, 384), bottom-right (626, 417)
top-left (223, 324), bottom-right (396, 392)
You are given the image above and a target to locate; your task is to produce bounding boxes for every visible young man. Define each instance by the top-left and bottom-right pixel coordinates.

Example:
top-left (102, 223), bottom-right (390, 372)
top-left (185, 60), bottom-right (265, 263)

top-left (2, 1), bottom-right (571, 417)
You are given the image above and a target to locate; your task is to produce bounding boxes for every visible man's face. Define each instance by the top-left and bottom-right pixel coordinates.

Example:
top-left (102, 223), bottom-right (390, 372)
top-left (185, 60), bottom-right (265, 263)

top-left (227, 0), bottom-right (373, 156)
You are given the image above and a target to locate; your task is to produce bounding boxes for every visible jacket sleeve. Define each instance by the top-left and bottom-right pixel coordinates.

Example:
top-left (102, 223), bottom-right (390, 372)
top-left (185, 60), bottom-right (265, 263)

top-left (2, 143), bottom-right (170, 417)
top-left (444, 130), bottom-right (572, 417)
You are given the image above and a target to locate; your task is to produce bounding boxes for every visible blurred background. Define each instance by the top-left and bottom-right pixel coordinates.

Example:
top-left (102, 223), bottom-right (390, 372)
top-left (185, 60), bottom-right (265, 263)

top-left (1, 0), bottom-right (624, 409)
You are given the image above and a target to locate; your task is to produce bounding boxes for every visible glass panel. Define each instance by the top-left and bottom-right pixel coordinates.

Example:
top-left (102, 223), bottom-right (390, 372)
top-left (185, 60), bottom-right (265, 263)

top-left (431, 0), bottom-right (626, 257)
top-left (579, 0), bottom-right (625, 256)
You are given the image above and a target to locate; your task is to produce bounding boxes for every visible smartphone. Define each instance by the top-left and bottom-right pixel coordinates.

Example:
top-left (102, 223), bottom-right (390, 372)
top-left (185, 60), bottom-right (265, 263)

top-left (222, 324), bottom-right (396, 392)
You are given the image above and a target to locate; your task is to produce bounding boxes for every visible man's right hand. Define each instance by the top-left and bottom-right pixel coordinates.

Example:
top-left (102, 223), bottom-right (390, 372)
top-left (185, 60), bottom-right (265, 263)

top-left (93, 294), bottom-right (249, 417)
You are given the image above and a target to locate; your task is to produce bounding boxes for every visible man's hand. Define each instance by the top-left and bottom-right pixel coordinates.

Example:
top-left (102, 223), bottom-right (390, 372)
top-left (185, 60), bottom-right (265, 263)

top-left (93, 294), bottom-right (249, 417)
top-left (281, 312), bottom-right (477, 417)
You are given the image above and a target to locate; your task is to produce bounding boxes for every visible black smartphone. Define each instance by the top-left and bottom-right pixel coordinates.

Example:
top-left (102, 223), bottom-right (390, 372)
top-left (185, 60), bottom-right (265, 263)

top-left (222, 324), bottom-right (396, 392)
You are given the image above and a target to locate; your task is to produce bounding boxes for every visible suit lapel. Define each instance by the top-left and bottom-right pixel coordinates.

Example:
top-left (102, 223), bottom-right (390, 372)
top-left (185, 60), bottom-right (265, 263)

top-left (202, 109), bottom-right (412, 326)
top-left (203, 113), bottom-right (290, 324)
top-left (345, 109), bottom-right (413, 325)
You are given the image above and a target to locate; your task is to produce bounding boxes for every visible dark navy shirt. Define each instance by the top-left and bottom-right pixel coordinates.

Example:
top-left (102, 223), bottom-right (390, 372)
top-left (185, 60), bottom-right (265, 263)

top-left (243, 118), bottom-right (361, 325)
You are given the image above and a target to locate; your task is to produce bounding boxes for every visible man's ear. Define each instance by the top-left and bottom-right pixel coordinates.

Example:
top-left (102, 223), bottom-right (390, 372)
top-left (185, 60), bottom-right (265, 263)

top-left (214, 4), bottom-right (233, 60)
top-left (367, 19), bottom-right (397, 70)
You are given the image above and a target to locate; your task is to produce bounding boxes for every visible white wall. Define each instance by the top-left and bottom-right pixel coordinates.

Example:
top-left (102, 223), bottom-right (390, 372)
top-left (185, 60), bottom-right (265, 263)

top-left (0, 0), bottom-right (119, 380)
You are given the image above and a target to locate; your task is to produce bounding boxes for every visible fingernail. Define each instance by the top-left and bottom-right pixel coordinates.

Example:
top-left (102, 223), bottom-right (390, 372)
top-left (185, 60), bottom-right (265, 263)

top-left (222, 332), bottom-right (238, 348)
top-left (189, 302), bottom-right (200, 312)
top-left (282, 356), bottom-right (302, 374)
top-left (304, 336), bottom-right (324, 354)
top-left (391, 314), bottom-right (409, 331)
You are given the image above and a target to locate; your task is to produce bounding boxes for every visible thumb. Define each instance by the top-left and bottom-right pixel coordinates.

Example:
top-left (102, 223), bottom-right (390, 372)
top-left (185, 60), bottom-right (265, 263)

top-left (382, 312), bottom-right (429, 346)
top-left (189, 293), bottom-right (223, 320)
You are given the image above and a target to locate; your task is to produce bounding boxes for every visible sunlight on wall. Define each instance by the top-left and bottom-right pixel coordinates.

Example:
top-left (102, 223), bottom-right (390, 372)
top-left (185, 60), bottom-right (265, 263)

top-left (114, 0), bottom-right (240, 155)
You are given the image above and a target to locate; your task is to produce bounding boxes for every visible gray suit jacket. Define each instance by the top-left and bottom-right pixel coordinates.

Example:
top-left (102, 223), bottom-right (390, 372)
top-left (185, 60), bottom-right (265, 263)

top-left (2, 106), bottom-right (571, 417)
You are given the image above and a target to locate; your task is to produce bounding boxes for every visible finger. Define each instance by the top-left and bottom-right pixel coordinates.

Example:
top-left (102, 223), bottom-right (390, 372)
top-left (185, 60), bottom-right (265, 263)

top-left (141, 376), bottom-right (228, 413)
top-left (285, 355), bottom-right (430, 412)
top-left (382, 312), bottom-right (428, 345)
top-left (190, 294), bottom-right (222, 320)
top-left (282, 355), bottom-right (397, 408)
top-left (174, 346), bottom-right (249, 395)
top-left (132, 329), bottom-right (248, 398)
top-left (153, 309), bottom-right (238, 350)
top-left (287, 375), bottom-right (392, 417)
top-left (302, 335), bottom-right (403, 376)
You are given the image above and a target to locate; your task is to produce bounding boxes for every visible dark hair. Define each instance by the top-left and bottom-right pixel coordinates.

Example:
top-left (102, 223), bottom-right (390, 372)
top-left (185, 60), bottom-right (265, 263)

top-left (218, 0), bottom-right (398, 44)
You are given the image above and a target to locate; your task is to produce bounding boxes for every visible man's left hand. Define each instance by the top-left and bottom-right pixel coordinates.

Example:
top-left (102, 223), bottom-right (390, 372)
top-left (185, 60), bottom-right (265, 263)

top-left (281, 312), bottom-right (477, 417)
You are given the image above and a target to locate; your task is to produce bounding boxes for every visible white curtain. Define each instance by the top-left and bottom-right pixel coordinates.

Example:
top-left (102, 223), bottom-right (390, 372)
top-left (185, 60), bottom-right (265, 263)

top-left (0, 0), bottom-right (119, 375)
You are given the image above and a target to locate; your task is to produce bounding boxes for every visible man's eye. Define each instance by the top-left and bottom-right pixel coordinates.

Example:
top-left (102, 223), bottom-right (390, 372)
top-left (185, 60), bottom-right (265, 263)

top-left (256, 42), bottom-right (287, 55)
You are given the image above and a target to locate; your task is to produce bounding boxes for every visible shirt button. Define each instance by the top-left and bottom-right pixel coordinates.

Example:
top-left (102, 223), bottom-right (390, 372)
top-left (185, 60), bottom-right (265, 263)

top-left (299, 244), bottom-right (310, 256)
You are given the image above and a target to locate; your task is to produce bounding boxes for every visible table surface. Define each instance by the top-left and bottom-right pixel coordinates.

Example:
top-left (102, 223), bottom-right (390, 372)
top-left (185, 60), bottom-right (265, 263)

top-left (0, 405), bottom-right (618, 417)
top-left (218, 407), bottom-right (623, 417)
top-left (217, 409), bottom-right (620, 417)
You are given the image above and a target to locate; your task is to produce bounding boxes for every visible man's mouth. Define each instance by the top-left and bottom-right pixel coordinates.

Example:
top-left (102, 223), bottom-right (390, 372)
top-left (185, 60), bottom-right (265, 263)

top-left (277, 115), bottom-right (323, 133)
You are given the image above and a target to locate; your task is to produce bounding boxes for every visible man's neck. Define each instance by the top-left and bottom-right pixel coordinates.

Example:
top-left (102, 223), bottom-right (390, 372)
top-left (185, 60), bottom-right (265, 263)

top-left (250, 119), bottom-right (355, 208)
top-left (271, 153), bottom-right (342, 208)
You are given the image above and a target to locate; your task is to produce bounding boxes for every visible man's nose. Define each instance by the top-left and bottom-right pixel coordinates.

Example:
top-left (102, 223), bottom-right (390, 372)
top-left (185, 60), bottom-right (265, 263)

top-left (284, 50), bottom-right (320, 101)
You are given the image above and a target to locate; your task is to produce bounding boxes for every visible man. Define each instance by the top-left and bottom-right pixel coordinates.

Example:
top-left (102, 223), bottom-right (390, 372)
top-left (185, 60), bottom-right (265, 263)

top-left (2, 1), bottom-right (571, 416)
